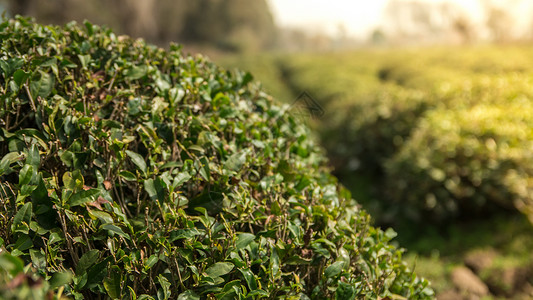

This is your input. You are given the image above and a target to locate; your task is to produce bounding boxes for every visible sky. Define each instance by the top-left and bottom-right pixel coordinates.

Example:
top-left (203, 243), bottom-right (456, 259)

top-left (267, 0), bottom-right (529, 39)
top-left (268, 0), bottom-right (390, 38)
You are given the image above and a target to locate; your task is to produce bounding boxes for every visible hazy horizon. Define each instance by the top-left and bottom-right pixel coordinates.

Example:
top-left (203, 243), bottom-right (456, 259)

top-left (268, 0), bottom-right (532, 40)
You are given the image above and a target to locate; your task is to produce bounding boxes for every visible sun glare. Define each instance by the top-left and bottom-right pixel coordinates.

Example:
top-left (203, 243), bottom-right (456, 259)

top-left (268, 0), bottom-right (532, 40)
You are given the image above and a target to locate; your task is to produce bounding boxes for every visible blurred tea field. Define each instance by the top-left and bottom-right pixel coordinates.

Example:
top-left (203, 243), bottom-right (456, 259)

top-left (218, 46), bottom-right (533, 299)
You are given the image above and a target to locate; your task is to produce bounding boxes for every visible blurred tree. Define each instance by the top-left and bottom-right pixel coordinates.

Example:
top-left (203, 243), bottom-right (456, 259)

top-left (384, 0), bottom-right (476, 44)
top-left (181, 0), bottom-right (221, 44)
top-left (121, 0), bottom-right (158, 39)
top-left (384, 0), bottom-right (442, 41)
top-left (370, 28), bottom-right (386, 45)
top-left (6, 0), bottom-right (28, 16)
top-left (2, 0), bottom-right (277, 51)
top-left (410, 2), bottom-right (435, 34)
top-left (154, 0), bottom-right (192, 44)
top-left (225, 0), bottom-right (277, 51)
top-left (181, 0), bottom-right (276, 52)
top-left (483, 4), bottom-right (513, 43)
top-left (452, 16), bottom-right (474, 44)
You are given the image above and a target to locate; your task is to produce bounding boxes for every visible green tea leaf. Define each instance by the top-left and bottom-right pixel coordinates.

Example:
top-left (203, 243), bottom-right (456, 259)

top-left (39, 57), bottom-right (57, 68)
top-left (26, 144), bottom-right (40, 168)
top-left (324, 261), bottom-right (344, 278)
top-left (335, 282), bottom-right (356, 300)
top-left (78, 54), bottom-right (91, 69)
top-left (239, 268), bottom-right (257, 291)
top-left (13, 69), bottom-right (30, 86)
top-left (125, 65), bottom-right (148, 80)
top-left (235, 233), bottom-right (255, 250)
top-left (173, 172), bottom-right (191, 188)
top-left (144, 178), bottom-right (165, 201)
top-left (89, 210), bottom-right (114, 224)
top-left (169, 228), bottom-right (201, 242)
top-left (49, 271), bottom-right (73, 289)
top-left (157, 274), bottom-right (171, 300)
top-left (102, 224), bottom-right (131, 240)
top-left (188, 145), bottom-right (204, 154)
top-left (144, 255), bottom-right (158, 270)
top-left (270, 247), bottom-right (280, 278)
top-left (12, 202), bottom-right (32, 231)
top-left (241, 72), bottom-right (253, 86)
top-left (62, 170), bottom-right (84, 191)
top-left (104, 265), bottom-right (122, 299)
top-left (0, 253), bottom-right (24, 277)
top-left (29, 248), bottom-right (46, 270)
top-left (126, 150), bottom-right (147, 174)
top-left (18, 164), bottom-right (34, 186)
top-left (384, 227), bottom-right (398, 240)
top-left (119, 170), bottom-right (137, 181)
top-left (48, 232), bottom-right (64, 245)
top-left (14, 235), bottom-right (33, 251)
top-left (68, 189), bottom-right (100, 207)
top-left (198, 157), bottom-right (210, 181)
top-left (285, 255), bottom-right (312, 265)
top-left (0, 152), bottom-right (24, 175)
top-left (30, 70), bottom-right (54, 99)
top-left (224, 151), bottom-right (246, 172)
top-left (247, 290), bottom-right (269, 297)
top-left (0, 58), bottom-right (23, 77)
top-left (177, 290), bottom-right (200, 300)
top-left (76, 249), bottom-right (100, 275)
top-left (84, 20), bottom-right (94, 35)
top-left (205, 262), bottom-right (234, 278)
top-left (169, 87), bottom-right (185, 105)
top-left (86, 259), bottom-right (109, 288)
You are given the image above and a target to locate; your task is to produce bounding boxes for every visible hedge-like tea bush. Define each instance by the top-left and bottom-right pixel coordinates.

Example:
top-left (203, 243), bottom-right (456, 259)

top-left (275, 54), bottom-right (433, 176)
top-left (0, 17), bottom-right (432, 299)
top-left (323, 85), bottom-right (432, 175)
top-left (386, 102), bottom-right (533, 222)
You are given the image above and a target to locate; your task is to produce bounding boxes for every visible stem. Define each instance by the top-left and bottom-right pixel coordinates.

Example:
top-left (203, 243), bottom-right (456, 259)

top-left (58, 209), bottom-right (79, 266)
top-left (24, 84), bottom-right (37, 112)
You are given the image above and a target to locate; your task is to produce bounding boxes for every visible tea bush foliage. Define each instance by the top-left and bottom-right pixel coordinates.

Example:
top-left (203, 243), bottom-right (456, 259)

top-left (275, 48), bottom-right (533, 223)
top-left (0, 17), bottom-right (432, 299)
top-left (386, 103), bottom-right (533, 221)
top-left (273, 53), bottom-right (427, 174)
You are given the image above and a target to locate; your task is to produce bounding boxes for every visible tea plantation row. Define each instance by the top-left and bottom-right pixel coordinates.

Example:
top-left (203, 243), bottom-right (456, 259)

top-left (270, 47), bottom-right (533, 224)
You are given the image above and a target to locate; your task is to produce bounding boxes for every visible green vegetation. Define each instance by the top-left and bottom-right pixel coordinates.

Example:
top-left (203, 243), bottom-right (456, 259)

top-left (217, 46), bottom-right (533, 299)
top-left (0, 17), bottom-right (432, 299)
top-left (387, 102), bottom-right (533, 221)
top-left (265, 47), bottom-right (533, 224)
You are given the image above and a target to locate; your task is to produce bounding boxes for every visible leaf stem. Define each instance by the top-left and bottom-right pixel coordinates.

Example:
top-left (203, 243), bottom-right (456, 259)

top-left (24, 84), bottom-right (37, 112)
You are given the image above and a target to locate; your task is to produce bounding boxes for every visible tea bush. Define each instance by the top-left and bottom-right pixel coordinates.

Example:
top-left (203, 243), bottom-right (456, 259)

top-left (323, 85), bottom-right (432, 175)
top-left (275, 49), bottom-right (533, 224)
top-left (0, 17), bottom-right (433, 299)
top-left (386, 102), bottom-right (533, 222)
top-left (275, 54), bottom-right (423, 174)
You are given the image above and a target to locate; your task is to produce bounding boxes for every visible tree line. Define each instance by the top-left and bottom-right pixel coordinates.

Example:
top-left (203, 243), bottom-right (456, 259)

top-left (1, 0), bottom-right (277, 52)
